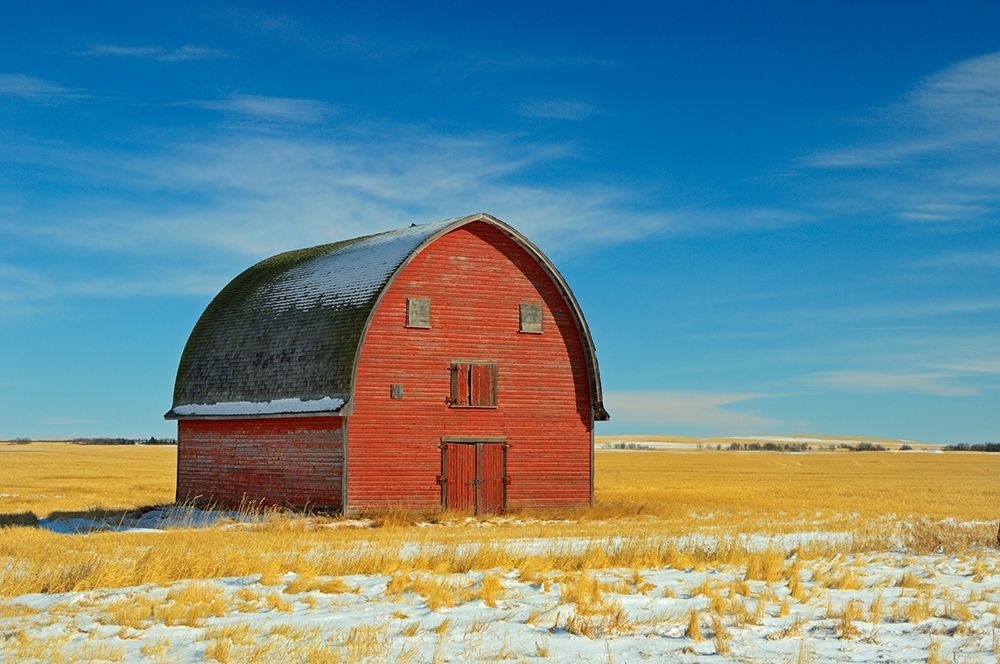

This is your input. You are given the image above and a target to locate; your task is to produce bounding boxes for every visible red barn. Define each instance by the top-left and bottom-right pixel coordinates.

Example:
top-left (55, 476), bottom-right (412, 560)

top-left (165, 213), bottom-right (609, 514)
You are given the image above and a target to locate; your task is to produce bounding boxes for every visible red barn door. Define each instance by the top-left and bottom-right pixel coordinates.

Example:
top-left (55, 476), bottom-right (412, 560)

top-left (477, 443), bottom-right (504, 515)
top-left (441, 441), bottom-right (506, 515)
top-left (443, 443), bottom-right (476, 512)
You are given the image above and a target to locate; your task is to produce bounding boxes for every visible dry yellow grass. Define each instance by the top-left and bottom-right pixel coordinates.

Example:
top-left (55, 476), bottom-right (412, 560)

top-left (284, 575), bottom-right (356, 595)
top-left (595, 449), bottom-right (1000, 523)
top-left (156, 582), bottom-right (227, 627)
top-left (2, 443), bottom-right (999, 599)
top-left (477, 572), bottom-right (505, 608)
top-left (0, 442), bottom-right (175, 520)
top-left (684, 610), bottom-right (702, 641)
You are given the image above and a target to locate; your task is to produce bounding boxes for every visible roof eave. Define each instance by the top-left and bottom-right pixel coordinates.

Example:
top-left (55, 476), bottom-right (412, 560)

top-left (164, 409), bottom-right (345, 421)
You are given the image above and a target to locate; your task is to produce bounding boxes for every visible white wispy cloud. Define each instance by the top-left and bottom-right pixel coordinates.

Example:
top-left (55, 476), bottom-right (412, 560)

top-left (933, 360), bottom-right (1000, 375)
top-left (466, 55), bottom-right (616, 72)
top-left (518, 98), bottom-right (596, 120)
top-left (187, 95), bottom-right (333, 123)
top-left (791, 297), bottom-right (1000, 326)
top-left (0, 74), bottom-right (81, 100)
top-left (0, 264), bottom-right (51, 302)
top-left (221, 8), bottom-right (300, 37)
top-left (0, 261), bottom-right (229, 308)
top-left (806, 50), bottom-right (1000, 168)
top-left (603, 390), bottom-right (777, 433)
top-left (802, 49), bottom-right (1000, 226)
top-left (3, 127), bottom-right (802, 263)
top-left (807, 370), bottom-right (978, 397)
top-left (81, 43), bottom-right (230, 62)
top-left (915, 249), bottom-right (1000, 269)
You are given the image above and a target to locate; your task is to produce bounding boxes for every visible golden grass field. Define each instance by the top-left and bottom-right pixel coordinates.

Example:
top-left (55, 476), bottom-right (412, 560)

top-left (1, 442), bottom-right (999, 662)
top-left (0, 442), bottom-right (176, 517)
top-left (1, 442), bottom-right (998, 598)
top-left (3, 441), bottom-right (998, 523)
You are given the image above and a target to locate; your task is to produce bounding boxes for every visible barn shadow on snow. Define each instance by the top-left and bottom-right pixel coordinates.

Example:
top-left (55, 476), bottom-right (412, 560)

top-left (0, 506), bottom-right (166, 530)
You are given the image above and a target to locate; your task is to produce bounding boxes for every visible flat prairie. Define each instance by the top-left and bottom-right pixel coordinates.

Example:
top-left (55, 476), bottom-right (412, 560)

top-left (1, 442), bottom-right (998, 662)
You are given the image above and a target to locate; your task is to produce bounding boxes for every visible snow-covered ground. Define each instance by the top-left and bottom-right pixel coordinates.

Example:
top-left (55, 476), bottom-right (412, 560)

top-left (2, 547), bottom-right (998, 662)
top-left (35, 505), bottom-right (270, 534)
top-left (598, 441), bottom-right (703, 450)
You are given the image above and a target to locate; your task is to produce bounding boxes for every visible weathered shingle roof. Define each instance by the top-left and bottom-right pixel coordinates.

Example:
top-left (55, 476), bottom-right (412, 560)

top-left (166, 213), bottom-right (608, 420)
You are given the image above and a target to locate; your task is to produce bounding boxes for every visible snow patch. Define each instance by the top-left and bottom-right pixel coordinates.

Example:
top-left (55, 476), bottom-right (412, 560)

top-left (255, 219), bottom-right (456, 311)
top-left (4, 552), bottom-right (998, 662)
top-left (171, 396), bottom-right (345, 417)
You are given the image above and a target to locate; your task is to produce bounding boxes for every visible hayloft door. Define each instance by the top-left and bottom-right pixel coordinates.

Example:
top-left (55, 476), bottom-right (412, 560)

top-left (441, 439), bottom-right (506, 515)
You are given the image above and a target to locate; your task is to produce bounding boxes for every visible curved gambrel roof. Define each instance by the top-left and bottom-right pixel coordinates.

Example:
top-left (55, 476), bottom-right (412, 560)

top-left (166, 213), bottom-right (609, 421)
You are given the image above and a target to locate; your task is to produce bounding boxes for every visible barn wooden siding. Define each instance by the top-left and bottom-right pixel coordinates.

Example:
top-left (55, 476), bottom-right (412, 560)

top-left (348, 221), bottom-right (593, 512)
top-left (177, 417), bottom-right (344, 509)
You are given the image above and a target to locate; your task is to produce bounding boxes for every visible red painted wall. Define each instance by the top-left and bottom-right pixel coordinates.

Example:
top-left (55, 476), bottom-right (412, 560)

top-left (348, 222), bottom-right (593, 512)
top-left (176, 417), bottom-right (344, 509)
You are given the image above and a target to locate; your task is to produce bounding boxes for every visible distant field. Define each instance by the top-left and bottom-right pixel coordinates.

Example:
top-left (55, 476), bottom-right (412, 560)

top-left (596, 433), bottom-right (941, 450)
top-left (0, 442), bottom-right (175, 519)
top-left (2, 442), bottom-right (998, 662)
top-left (596, 449), bottom-right (1000, 525)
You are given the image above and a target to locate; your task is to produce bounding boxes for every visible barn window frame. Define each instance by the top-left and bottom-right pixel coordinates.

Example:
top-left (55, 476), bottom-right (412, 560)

top-left (519, 302), bottom-right (543, 334)
top-left (406, 297), bottom-right (431, 329)
top-left (448, 360), bottom-right (498, 408)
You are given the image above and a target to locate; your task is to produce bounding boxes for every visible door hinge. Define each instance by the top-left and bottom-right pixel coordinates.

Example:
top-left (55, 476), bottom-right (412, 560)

top-left (435, 475), bottom-right (446, 485)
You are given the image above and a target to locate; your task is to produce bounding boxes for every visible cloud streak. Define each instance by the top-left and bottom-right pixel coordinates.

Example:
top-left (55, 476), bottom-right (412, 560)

top-left (0, 262), bottom-right (230, 305)
top-left (81, 43), bottom-right (230, 62)
top-left (805, 51), bottom-right (1000, 169)
top-left (801, 49), bottom-right (1000, 226)
top-left (187, 95), bottom-right (333, 123)
top-left (0, 73), bottom-right (81, 100)
top-left (4, 125), bottom-right (802, 266)
top-left (915, 249), bottom-right (1000, 270)
top-left (807, 370), bottom-right (977, 397)
top-left (603, 390), bottom-right (777, 433)
top-left (518, 98), bottom-right (596, 120)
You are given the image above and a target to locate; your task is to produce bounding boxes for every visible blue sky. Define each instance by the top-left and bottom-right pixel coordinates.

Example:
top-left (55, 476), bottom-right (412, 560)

top-left (2, 2), bottom-right (999, 442)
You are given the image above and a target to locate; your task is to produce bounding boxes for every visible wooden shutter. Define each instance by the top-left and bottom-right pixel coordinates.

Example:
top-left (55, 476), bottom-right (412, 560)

top-left (450, 362), bottom-right (471, 406)
top-left (450, 362), bottom-right (497, 407)
top-left (519, 302), bottom-right (542, 333)
top-left (470, 363), bottom-right (498, 407)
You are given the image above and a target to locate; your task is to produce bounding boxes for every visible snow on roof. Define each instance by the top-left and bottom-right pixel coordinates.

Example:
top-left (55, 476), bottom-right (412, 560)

top-left (253, 219), bottom-right (457, 311)
top-left (170, 396), bottom-right (346, 417)
top-left (168, 217), bottom-right (471, 419)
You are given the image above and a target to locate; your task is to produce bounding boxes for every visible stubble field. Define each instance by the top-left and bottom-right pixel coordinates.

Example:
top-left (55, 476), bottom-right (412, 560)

top-left (1, 442), bottom-right (999, 662)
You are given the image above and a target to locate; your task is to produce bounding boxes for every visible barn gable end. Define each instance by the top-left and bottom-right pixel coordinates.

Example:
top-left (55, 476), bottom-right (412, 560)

top-left (347, 221), bottom-right (596, 512)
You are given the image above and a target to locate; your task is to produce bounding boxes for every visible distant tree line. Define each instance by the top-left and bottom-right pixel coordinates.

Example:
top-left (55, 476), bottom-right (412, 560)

top-left (606, 442), bottom-right (654, 450)
top-left (71, 437), bottom-right (177, 445)
top-left (712, 441), bottom-right (889, 452)
top-left (721, 442), bottom-right (811, 452)
top-left (943, 442), bottom-right (1000, 452)
top-left (841, 442), bottom-right (887, 452)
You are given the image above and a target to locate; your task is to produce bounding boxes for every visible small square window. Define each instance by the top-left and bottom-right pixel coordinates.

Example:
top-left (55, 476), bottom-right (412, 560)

top-left (390, 384), bottom-right (404, 400)
top-left (519, 302), bottom-right (542, 333)
top-left (406, 297), bottom-right (430, 328)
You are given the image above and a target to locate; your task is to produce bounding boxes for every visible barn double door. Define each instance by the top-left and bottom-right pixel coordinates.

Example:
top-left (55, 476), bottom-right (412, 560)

top-left (441, 440), bottom-right (506, 515)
